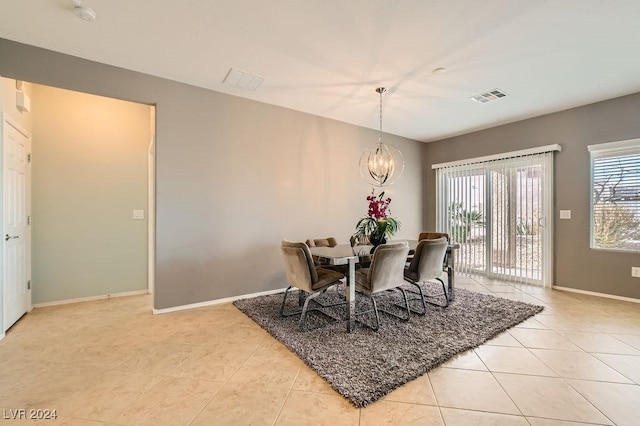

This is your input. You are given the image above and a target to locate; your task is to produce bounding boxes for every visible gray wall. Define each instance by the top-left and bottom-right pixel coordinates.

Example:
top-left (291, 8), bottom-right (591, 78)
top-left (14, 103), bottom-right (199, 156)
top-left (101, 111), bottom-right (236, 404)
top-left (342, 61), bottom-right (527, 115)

top-left (0, 39), bottom-right (424, 310)
top-left (31, 84), bottom-right (150, 304)
top-left (422, 92), bottom-right (640, 299)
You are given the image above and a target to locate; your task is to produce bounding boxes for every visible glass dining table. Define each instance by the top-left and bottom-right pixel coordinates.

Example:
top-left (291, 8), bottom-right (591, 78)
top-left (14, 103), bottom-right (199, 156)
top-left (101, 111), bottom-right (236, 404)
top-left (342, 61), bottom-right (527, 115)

top-left (308, 240), bottom-right (458, 333)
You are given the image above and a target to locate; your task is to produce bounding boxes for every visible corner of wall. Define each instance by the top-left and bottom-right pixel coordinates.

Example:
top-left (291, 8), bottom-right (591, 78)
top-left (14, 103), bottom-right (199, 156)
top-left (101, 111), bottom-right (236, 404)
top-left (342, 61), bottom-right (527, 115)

top-left (1, 77), bottom-right (33, 130)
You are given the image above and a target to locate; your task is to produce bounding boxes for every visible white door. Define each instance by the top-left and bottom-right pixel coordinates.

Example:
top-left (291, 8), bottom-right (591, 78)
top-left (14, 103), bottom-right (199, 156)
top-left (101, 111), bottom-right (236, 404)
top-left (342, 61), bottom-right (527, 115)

top-left (2, 112), bottom-right (31, 332)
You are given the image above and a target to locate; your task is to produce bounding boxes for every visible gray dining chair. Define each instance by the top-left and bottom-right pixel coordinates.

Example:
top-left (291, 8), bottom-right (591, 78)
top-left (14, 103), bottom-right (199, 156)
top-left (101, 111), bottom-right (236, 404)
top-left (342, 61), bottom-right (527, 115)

top-left (404, 237), bottom-right (450, 313)
top-left (417, 232), bottom-right (451, 271)
top-left (280, 240), bottom-right (345, 330)
top-left (354, 241), bottom-right (411, 331)
top-left (306, 236), bottom-right (350, 276)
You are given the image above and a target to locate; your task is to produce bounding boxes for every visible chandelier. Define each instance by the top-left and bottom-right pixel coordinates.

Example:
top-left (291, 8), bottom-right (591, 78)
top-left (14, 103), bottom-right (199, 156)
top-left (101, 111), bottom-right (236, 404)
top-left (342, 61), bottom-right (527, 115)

top-left (359, 87), bottom-right (404, 187)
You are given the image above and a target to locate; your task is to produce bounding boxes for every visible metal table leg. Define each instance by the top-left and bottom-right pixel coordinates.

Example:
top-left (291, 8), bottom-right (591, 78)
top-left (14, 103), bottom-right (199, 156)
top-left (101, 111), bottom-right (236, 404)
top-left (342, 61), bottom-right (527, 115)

top-left (346, 257), bottom-right (356, 332)
top-left (447, 252), bottom-right (455, 302)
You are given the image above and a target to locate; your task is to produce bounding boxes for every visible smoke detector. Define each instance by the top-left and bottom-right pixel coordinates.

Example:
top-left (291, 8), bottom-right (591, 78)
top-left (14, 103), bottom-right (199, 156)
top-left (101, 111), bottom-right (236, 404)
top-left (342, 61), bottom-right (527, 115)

top-left (72, 0), bottom-right (97, 22)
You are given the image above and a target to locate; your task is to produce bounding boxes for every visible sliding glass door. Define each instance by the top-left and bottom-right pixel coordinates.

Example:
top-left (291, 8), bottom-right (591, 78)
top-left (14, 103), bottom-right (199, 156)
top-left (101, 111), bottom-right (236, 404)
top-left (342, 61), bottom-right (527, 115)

top-left (436, 151), bottom-right (555, 286)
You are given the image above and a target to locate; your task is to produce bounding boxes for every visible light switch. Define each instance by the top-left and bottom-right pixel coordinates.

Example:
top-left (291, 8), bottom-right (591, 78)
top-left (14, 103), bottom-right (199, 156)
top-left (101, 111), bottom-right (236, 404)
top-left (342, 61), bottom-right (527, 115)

top-left (133, 209), bottom-right (145, 220)
top-left (559, 210), bottom-right (571, 219)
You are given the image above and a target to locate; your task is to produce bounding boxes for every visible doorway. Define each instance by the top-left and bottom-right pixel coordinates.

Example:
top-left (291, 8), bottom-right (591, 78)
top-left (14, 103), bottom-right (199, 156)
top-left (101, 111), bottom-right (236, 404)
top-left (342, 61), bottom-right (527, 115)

top-left (436, 149), bottom-right (557, 286)
top-left (1, 80), bottom-right (155, 332)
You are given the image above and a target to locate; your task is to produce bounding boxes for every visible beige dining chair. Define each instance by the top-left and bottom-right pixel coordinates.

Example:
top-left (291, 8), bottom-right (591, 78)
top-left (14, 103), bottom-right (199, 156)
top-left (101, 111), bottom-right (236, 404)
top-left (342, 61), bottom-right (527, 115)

top-left (305, 237), bottom-right (349, 276)
top-left (280, 240), bottom-right (345, 330)
top-left (404, 237), bottom-right (450, 312)
top-left (305, 237), bottom-right (338, 248)
top-left (354, 241), bottom-right (411, 331)
top-left (416, 231), bottom-right (451, 272)
top-left (417, 232), bottom-right (450, 242)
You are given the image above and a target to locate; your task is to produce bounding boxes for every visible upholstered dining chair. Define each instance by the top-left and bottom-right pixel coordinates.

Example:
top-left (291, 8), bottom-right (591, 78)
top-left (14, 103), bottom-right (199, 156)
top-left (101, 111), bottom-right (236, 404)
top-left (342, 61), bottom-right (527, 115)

top-left (280, 240), bottom-right (345, 330)
top-left (305, 237), bottom-right (349, 278)
top-left (418, 232), bottom-right (450, 242)
top-left (416, 231), bottom-right (451, 270)
top-left (404, 237), bottom-right (450, 312)
top-left (305, 237), bottom-right (338, 248)
top-left (354, 241), bottom-right (411, 331)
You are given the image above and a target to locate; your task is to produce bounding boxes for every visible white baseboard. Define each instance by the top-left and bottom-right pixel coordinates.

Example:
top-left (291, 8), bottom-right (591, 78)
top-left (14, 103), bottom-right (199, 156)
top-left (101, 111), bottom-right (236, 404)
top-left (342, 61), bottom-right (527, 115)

top-left (0, 332), bottom-right (5, 342)
top-left (553, 286), bottom-right (640, 304)
top-left (153, 287), bottom-right (287, 315)
top-left (33, 289), bottom-right (149, 308)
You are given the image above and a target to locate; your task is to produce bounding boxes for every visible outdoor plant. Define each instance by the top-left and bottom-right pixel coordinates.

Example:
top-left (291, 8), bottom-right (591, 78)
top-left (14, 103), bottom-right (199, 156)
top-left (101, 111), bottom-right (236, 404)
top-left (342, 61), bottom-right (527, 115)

top-left (448, 201), bottom-right (484, 243)
top-left (516, 220), bottom-right (534, 236)
top-left (593, 202), bottom-right (640, 248)
top-left (354, 190), bottom-right (400, 245)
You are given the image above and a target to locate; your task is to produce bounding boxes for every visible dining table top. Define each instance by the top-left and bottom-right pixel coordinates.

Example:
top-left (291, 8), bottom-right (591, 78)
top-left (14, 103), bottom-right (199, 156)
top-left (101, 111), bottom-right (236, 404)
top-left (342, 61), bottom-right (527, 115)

top-left (308, 239), bottom-right (459, 263)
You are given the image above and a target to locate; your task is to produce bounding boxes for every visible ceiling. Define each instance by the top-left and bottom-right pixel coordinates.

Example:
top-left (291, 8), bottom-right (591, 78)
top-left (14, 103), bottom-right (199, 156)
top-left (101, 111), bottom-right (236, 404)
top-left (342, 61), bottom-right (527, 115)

top-left (1, 0), bottom-right (640, 142)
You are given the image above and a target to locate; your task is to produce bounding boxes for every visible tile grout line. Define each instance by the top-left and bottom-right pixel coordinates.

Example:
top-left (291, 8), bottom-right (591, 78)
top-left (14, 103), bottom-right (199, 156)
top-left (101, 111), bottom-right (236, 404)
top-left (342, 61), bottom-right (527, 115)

top-left (474, 345), bottom-right (529, 421)
top-left (559, 376), bottom-right (618, 426)
top-left (271, 367), bottom-right (302, 426)
top-left (187, 334), bottom-right (264, 425)
top-left (590, 352), bottom-right (640, 385)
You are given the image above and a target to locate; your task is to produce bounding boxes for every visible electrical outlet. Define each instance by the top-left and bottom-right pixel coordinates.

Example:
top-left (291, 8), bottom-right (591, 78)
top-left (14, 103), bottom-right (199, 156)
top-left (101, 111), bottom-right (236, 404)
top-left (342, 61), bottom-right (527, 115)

top-left (632, 267), bottom-right (640, 278)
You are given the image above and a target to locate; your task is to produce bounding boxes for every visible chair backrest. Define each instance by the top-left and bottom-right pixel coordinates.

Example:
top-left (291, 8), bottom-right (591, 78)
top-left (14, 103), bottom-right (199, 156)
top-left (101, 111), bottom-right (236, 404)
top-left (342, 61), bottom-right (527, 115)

top-left (306, 237), bottom-right (338, 248)
top-left (281, 240), bottom-right (318, 292)
top-left (349, 234), bottom-right (371, 247)
top-left (408, 237), bottom-right (448, 281)
top-left (368, 241), bottom-right (410, 293)
top-left (418, 232), bottom-right (450, 242)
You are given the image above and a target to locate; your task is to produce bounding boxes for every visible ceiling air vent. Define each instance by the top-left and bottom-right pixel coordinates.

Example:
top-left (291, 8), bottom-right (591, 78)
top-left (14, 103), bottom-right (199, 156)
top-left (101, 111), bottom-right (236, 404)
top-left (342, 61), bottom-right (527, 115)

top-left (470, 89), bottom-right (507, 104)
top-left (222, 68), bottom-right (264, 91)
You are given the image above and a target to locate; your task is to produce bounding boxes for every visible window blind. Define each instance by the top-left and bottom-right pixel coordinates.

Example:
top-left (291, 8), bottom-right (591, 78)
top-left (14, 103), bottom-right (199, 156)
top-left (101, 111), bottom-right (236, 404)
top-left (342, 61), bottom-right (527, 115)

top-left (589, 138), bottom-right (640, 252)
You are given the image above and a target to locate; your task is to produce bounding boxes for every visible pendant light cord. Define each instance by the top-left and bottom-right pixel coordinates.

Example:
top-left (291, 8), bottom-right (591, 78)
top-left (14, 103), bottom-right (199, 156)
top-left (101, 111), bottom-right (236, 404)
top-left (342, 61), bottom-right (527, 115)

top-left (378, 87), bottom-right (385, 144)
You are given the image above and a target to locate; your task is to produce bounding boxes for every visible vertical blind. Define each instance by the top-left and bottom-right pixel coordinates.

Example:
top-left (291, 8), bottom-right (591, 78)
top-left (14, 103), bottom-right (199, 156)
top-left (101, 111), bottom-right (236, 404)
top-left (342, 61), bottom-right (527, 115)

top-left (434, 145), bottom-right (559, 286)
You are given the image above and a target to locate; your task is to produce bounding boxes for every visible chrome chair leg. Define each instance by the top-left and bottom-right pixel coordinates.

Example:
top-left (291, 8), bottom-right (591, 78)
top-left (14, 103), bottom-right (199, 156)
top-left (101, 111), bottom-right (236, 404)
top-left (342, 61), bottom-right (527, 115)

top-left (404, 282), bottom-right (427, 315)
top-left (281, 286), bottom-right (346, 330)
top-left (280, 286), bottom-right (296, 317)
top-left (369, 294), bottom-right (381, 331)
top-left (435, 277), bottom-right (450, 308)
top-left (365, 288), bottom-right (411, 329)
top-left (298, 291), bottom-right (324, 331)
top-left (398, 287), bottom-right (411, 320)
top-left (421, 278), bottom-right (449, 308)
top-left (352, 293), bottom-right (381, 331)
top-left (405, 277), bottom-right (450, 310)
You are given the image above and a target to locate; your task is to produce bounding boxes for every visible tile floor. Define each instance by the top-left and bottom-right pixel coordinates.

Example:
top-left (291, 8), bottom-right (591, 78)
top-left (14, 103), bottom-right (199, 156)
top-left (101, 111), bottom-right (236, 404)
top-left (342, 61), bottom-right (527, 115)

top-left (0, 275), bottom-right (639, 425)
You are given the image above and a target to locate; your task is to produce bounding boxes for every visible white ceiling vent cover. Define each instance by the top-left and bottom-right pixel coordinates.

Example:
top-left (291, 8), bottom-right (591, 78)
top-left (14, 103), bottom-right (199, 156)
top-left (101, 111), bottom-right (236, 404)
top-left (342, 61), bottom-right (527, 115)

top-left (470, 89), bottom-right (507, 104)
top-left (223, 68), bottom-right (264, 91)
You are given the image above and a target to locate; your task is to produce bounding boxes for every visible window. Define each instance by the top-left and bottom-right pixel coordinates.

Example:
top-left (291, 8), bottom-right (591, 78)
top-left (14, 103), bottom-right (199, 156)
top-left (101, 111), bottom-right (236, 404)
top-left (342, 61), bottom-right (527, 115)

top-left (589, 138), bottom-right (640, 252)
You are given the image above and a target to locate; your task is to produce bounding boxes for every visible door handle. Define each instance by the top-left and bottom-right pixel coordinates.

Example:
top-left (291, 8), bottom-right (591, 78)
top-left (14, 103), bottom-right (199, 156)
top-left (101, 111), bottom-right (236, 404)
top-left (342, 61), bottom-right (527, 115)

top-left (4, 234), bottom-right (19, 241)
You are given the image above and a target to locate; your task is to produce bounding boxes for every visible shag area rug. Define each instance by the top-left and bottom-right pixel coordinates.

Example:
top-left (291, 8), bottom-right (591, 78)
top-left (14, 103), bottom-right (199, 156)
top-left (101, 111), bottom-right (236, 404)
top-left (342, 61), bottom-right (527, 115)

top-left (233, 283), bottom-right (543, 407)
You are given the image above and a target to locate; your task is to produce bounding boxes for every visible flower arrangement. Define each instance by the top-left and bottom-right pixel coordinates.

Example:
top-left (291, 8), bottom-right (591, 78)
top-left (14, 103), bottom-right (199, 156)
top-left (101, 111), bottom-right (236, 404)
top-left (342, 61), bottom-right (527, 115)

top-left (354, 190), bottom-right (400, 245)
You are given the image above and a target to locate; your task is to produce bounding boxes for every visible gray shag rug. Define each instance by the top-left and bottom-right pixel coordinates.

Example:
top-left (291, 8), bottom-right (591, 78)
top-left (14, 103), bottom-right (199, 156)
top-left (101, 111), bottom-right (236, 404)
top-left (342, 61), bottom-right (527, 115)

top-left (233, 283), bottom-right (543, 407)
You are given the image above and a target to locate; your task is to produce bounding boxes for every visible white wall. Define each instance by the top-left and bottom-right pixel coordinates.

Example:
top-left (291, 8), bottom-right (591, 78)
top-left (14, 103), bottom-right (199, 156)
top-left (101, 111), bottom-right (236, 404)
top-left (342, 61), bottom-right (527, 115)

top-left (30, 84), bottom-right (151, 304)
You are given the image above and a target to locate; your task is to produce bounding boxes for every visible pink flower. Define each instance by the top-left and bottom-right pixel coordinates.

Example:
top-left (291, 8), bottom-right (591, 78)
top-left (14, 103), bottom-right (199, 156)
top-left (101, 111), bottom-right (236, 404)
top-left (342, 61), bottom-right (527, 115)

top-left (366, 190), bottom-right (392, 220)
